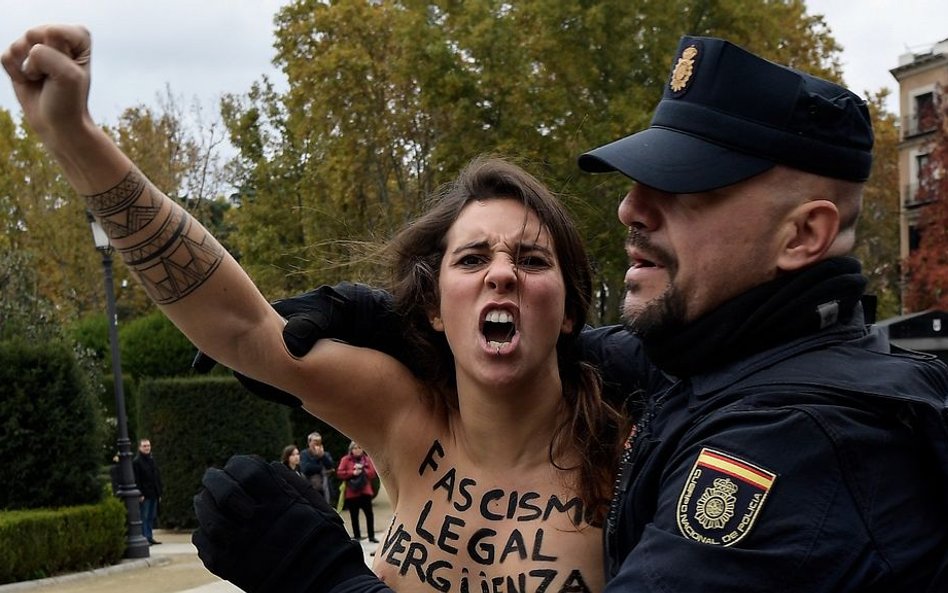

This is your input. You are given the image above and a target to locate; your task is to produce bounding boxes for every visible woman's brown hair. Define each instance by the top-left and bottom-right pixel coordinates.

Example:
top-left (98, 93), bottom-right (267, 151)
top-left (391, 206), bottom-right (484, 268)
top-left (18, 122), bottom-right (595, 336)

top-left (280, 445), bottom-right (299, 467)
top-left (387, 156), bottom-right (624, 525)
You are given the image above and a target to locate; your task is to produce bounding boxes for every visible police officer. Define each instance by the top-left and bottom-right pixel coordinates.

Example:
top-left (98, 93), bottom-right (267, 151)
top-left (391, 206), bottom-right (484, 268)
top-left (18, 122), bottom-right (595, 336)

top-left (190, 37), bottom-right (948, 592)
top-left (577, 36), bottom-right (948, 591)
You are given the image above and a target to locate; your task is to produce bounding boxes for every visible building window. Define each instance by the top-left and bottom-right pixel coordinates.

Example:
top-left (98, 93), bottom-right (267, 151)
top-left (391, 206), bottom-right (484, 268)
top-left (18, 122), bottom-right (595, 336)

top-left (915, 91), bottom-right (937, 135)
top-left (917, 152), bottom-right (931, 182)
top-left (909, 224), bottom-right (921, 252)
top-left (907, 152), bottom-right (933, 207)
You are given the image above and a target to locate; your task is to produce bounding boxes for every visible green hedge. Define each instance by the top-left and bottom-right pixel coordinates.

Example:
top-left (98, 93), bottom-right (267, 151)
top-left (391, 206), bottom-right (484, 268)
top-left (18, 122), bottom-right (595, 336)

top-left (139, 376), bottom-right (292, 528)
top-left (0, 339), bottom-right (105, 509)
top-left (0, 494), bottom-right (125, 584)
top-left (119, 311), bottom-right (196, 380)
top-left (99, 374), bottom-right (139, 450)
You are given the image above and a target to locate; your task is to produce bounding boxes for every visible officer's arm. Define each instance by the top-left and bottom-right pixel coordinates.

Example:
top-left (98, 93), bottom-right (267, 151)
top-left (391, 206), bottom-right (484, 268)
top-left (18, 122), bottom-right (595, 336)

top-left (193, 283), bottom-right (405, 407)
top-left (602, 406), bottom-right (880, 592)
top-left (194, 455), bottom-right (395, 593)
top-left (576, 325), bottom-right (658, 412)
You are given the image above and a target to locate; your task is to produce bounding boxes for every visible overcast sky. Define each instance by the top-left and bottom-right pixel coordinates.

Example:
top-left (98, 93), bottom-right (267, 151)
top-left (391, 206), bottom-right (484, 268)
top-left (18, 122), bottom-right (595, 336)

top-left (0, 0), bottom-right (946, 126)
top-left (807, 0), bottom-right (948, 107)
top-left (0, 0), bottom-right (286, 126)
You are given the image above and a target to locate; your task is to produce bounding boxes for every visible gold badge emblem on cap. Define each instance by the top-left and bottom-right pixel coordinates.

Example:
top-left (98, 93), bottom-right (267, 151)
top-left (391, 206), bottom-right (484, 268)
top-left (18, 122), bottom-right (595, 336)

top-left (670, 45), bottom-right (698, 92)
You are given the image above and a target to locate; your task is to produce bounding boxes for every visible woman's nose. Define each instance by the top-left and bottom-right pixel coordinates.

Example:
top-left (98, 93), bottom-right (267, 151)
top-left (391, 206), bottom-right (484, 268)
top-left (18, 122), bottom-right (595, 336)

top-left (485, 257), bottom-right (517, 292)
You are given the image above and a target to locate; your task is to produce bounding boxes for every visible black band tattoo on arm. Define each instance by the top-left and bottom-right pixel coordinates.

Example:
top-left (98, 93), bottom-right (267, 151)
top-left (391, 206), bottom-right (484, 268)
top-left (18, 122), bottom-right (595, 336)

top-left (85, 169), bottom-right (225, 304)
top-left (85, 171), bottom-right (153, 238)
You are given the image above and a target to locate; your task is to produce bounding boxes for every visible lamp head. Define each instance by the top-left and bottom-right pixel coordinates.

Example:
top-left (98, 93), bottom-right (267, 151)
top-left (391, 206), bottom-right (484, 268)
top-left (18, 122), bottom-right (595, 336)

top-left (86, 210), bottom-right (112, 252)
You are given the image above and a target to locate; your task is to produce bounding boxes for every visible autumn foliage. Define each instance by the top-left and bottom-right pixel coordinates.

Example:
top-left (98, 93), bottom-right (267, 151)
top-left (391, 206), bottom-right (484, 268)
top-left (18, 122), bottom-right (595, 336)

top-left (904, 86), bottom-right (948, 311)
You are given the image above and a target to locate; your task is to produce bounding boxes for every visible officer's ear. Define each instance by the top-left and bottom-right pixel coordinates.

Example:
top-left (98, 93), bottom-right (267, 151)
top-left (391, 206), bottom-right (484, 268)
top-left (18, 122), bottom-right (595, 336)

top-left (776, 199), bottom-right (839, 272)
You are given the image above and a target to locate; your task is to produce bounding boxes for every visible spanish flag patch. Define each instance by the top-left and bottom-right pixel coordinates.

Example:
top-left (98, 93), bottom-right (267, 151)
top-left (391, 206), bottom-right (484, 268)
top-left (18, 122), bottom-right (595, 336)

top-left (676, 448), bottom-right (777, 546)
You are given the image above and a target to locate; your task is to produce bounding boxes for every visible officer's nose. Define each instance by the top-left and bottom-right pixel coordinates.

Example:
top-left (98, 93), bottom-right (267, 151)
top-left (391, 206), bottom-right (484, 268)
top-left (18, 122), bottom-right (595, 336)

top-left (618, 184), bottom-right (663, 231)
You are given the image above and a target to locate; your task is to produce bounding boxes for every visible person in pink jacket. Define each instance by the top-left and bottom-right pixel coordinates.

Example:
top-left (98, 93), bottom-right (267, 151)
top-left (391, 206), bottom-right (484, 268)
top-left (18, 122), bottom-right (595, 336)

top-left (336, 442), bottom-right (378, 542)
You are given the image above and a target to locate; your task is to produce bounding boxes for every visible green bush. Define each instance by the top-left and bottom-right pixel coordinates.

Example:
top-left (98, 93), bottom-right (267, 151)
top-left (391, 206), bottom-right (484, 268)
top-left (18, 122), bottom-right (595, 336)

top-left (139, 376), bottom-right (292, 528)
top-left (68, 314), bottom-right (110, 366)
top-left (0, 494), bottom-right (125, 584)
top-left (119, 311), bottom-right (196, 379)
top-left (0, 339), bottom-right (105, 509)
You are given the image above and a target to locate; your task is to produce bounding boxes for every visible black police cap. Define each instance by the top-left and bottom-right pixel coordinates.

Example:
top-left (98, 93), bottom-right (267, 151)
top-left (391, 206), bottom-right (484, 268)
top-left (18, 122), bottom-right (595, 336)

top-left (578, 36), bottom-right (874, 194)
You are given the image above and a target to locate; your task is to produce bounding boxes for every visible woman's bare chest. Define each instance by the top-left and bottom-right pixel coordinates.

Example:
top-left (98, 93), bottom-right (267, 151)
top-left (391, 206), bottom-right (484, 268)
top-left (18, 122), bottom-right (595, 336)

top-left (373, 439), bottom-right (604, 593)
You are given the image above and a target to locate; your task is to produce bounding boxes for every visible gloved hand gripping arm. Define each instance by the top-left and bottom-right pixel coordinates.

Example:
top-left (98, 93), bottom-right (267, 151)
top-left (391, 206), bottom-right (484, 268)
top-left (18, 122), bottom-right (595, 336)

top-left (193, 283), bottom-right (403, 407)
top-left (193, 455), bottom-right (393, 593)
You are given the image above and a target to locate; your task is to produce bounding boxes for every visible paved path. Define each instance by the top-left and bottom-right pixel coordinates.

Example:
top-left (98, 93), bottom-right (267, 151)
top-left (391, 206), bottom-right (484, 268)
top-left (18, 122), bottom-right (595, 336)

top-left (0, 487), bottom-right (393, 593)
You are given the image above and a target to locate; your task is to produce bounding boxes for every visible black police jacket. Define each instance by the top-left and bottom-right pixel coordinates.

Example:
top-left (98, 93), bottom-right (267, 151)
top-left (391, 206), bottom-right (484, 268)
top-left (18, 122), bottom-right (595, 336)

top-left (601, 310), bottom-right (948, 592)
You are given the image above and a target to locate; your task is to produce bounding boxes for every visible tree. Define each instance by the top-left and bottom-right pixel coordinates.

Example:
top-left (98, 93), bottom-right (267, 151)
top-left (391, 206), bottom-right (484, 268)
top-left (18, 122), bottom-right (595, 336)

top-left (0, 110), bottom-right (19, 252)
top-left (903, 85), bottom-right (948, 311)
top-left (0, 250), bottom-right (60, 343)
top-left (223, 0), bottom-right (843, 318)
top-left (0, 91), bottom-right (233, 325)
top-left (854, 90), bottom-right (902, 319)
top-left (110, 91), bottom-right (233, 318)
top-left (220, 80), bottom-right (320, 296)
top-left (0, 111), bottom-right (104, 323)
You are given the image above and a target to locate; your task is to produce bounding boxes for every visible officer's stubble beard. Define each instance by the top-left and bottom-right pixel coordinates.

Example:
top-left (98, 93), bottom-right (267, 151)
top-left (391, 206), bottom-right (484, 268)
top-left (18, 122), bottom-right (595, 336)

top-left (622, 282), bottom-right (688, 340)
top-left (621, 229), bottom-right (687, 339)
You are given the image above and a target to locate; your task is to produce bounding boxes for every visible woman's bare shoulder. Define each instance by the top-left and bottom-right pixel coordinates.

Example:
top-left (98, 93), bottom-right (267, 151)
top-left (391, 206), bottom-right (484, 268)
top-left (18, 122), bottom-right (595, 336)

top-left (291, 340), bottom-right (442, 453)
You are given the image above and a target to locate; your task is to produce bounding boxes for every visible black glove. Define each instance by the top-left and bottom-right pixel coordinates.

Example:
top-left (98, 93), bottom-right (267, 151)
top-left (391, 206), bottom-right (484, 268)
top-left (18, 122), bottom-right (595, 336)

top-left (193, 455), bottom-right (376, 593)
top-left (191, 283), bottom-right (403, 408)
top-left (277, 283), bottom-right (401, 358)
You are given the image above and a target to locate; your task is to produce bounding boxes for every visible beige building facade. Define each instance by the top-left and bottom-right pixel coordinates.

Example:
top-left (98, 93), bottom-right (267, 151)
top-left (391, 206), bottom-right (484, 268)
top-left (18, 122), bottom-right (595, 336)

top-left (890, 38), bottom-right (948, 263)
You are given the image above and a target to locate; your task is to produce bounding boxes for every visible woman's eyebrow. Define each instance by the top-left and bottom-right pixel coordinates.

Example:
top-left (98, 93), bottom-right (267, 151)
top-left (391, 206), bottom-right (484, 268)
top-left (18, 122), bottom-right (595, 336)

top-left (517, 242), bottom-right (554, 256)
top-left (451, 240), bottom-right (490, 254)
top-left (450, 240), bottom-right (553, 256)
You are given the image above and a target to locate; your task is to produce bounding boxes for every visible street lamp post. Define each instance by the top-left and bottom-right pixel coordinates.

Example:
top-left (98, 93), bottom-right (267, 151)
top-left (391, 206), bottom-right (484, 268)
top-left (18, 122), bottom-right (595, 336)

top-left (88, 212), bottom-right (150, 559)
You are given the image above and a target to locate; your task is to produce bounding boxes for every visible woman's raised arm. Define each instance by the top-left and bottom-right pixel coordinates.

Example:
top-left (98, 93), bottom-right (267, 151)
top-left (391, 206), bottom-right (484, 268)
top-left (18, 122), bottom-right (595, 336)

top-left (2, 25), bottom-right (295, 383)
top-left (0, 24), bottom-right (419, 450)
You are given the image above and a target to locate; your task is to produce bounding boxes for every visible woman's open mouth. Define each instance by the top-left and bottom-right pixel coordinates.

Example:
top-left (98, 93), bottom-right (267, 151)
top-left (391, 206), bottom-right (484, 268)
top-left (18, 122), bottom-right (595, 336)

top-left (482, 308), bottom-right (518, 352)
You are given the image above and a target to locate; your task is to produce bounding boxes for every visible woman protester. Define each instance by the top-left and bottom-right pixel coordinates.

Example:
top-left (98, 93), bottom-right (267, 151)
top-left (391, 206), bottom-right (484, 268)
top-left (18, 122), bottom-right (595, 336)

top-left (2, 25), bottom-right (624, 593)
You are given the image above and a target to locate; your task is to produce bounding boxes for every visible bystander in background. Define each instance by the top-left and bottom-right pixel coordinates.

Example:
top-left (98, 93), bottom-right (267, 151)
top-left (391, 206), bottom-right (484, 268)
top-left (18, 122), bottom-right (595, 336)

top-left (132, 438), bottom-right (162, 545)
top-left (336, 442), bottom-right (377, 543)
top-left (300, 431), bottom-right (335, 504)
top-left (280, 444), bottom-right (303, 477)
